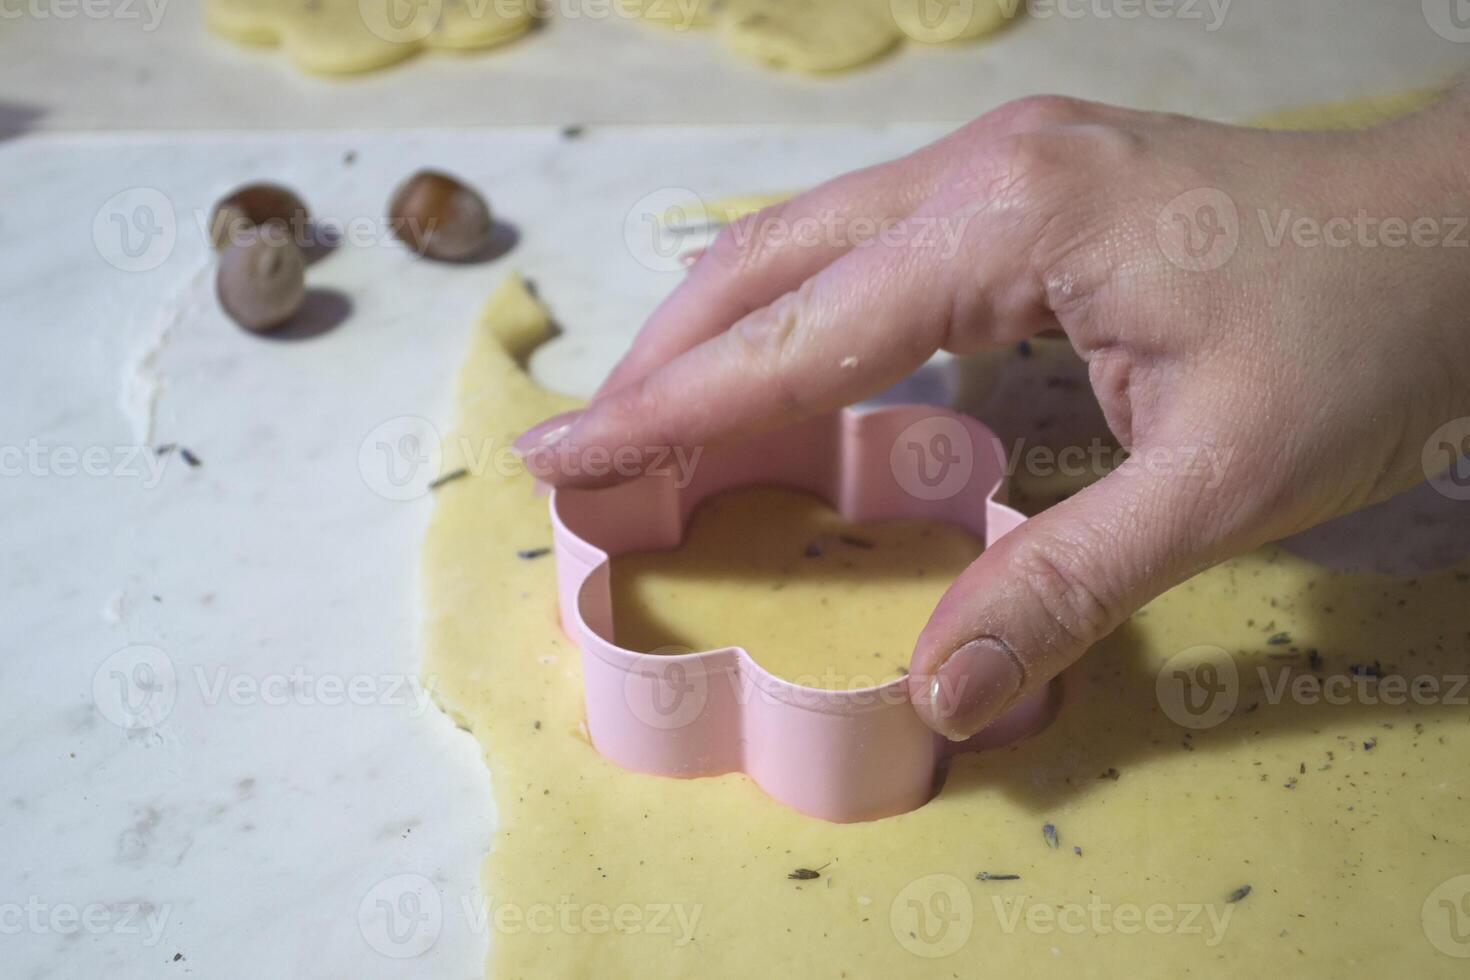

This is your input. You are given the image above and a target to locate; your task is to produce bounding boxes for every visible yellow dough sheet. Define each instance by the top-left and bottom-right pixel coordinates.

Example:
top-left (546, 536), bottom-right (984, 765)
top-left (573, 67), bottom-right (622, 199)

top-left (422, 271), bottom-right (1470, 979)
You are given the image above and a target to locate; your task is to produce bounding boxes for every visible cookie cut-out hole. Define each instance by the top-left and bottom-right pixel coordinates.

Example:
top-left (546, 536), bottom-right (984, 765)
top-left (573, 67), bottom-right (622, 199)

top-left (610, 485), bottom-right (980, 690)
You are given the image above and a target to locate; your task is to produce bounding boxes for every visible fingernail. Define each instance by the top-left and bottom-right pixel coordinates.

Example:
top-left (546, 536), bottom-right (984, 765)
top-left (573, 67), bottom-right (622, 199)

top-left (512, 410), bottom-right (584, 459)
top-left (680, 247), bottom-right (707, 270)
top-left (924, 638), bottom-right (1024, 742)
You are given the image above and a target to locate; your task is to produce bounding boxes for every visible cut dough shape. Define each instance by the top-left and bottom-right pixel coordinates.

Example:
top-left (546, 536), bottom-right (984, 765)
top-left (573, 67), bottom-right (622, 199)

top-left (887, 0), bottom-right (1019, 44)
top-left (425, 269), bottom-right (1470, 979)
top-left (611, 485), bottom-right (982, 686)
top-left (205, 0), bottom-right (533, 75)
top-left (717, 0), bottom-right (902, 73)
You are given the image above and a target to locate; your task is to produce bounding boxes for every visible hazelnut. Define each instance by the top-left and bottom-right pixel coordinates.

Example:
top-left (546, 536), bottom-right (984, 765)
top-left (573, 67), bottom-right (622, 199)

top-left (209, 183), bottom-right (310, 251)
top-left (216, 232), bottom-right (306, 332)
top-left (388, 170), bottom-right (492, 260)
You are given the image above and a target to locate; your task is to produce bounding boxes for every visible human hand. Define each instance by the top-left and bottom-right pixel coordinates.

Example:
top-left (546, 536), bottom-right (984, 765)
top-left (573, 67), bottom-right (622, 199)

top-left (517, 90), bottom-right (1470, 741)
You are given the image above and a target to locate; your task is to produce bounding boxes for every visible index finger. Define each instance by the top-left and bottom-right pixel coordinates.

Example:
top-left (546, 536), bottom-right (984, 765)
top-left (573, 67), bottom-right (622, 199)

top-left (595, 157), bottom-right (943, 401)
top-left (524, 209), bottom-right (1004, 488)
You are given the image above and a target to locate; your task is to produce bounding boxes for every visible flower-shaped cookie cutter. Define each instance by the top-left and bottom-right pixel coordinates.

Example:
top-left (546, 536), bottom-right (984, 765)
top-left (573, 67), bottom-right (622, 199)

top-left (548, 405), bottom-right (1057, 823)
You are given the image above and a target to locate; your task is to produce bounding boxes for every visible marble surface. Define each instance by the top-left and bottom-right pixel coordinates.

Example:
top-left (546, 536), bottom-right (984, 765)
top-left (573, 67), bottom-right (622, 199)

top-left (0, 0), bottom-right (1467, 133)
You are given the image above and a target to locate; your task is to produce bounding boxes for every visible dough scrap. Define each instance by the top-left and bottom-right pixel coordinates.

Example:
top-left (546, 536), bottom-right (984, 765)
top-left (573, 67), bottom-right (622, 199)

top-left (1249, 87), bottom-right (1445, 130)
top-left (424, 270), bottom-right (1470, 980)
top-left (717, 0), bottom-right (902, 73)
top-left (205, 0), bottom-right (533, 75)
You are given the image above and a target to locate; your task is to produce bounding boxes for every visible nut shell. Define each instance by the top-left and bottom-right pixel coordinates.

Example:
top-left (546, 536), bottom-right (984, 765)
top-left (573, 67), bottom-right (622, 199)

top-left (209, 183), bottom-right (311, 251)
top-left (216, 234), bottom-right (307, 332)
top-left (388, 170), bottom-right (492, 260)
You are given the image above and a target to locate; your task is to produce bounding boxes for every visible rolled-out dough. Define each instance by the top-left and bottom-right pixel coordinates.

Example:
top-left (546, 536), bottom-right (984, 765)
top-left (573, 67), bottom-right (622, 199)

top-left (423, 271), bottom-right (1470, 979)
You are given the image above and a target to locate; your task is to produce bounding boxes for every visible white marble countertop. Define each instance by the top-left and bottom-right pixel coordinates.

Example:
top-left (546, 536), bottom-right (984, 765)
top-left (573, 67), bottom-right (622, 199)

top-left (0, 0), bottom-right (1466, 134)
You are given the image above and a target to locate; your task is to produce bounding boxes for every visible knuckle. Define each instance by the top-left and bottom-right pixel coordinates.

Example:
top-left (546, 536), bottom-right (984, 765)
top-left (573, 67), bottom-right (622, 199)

top-left (1010, 539), bottom-right (1118, 654)
top-left (597, 374), bottom-right (669, 447)
top-left (730, 280), bottom-right (818, 412)
top-left (965, 131), bottom-right (1072, 215)
top-left (704, 204), bottom-right (788, 278)
top-left (1085, 346), bottom-right (1138, 447)
top-left (987, 94), bottom-right (1093, 133)
top-left (993, 132), bottom-right (1058, 190)
top-left (989, 124), bottom-right (1138, 196)
top-left (938, 132), bottom-right (1065, 248)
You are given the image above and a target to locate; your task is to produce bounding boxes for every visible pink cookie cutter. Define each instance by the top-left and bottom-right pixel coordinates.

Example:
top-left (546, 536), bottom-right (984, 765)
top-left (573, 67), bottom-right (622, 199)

top-left (548, 405), bottom-right (1056, 823)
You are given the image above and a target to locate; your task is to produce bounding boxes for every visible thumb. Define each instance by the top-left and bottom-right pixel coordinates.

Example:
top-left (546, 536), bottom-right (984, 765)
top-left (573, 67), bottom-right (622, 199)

top-left (907, 449), bottom-right (1231, 740)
